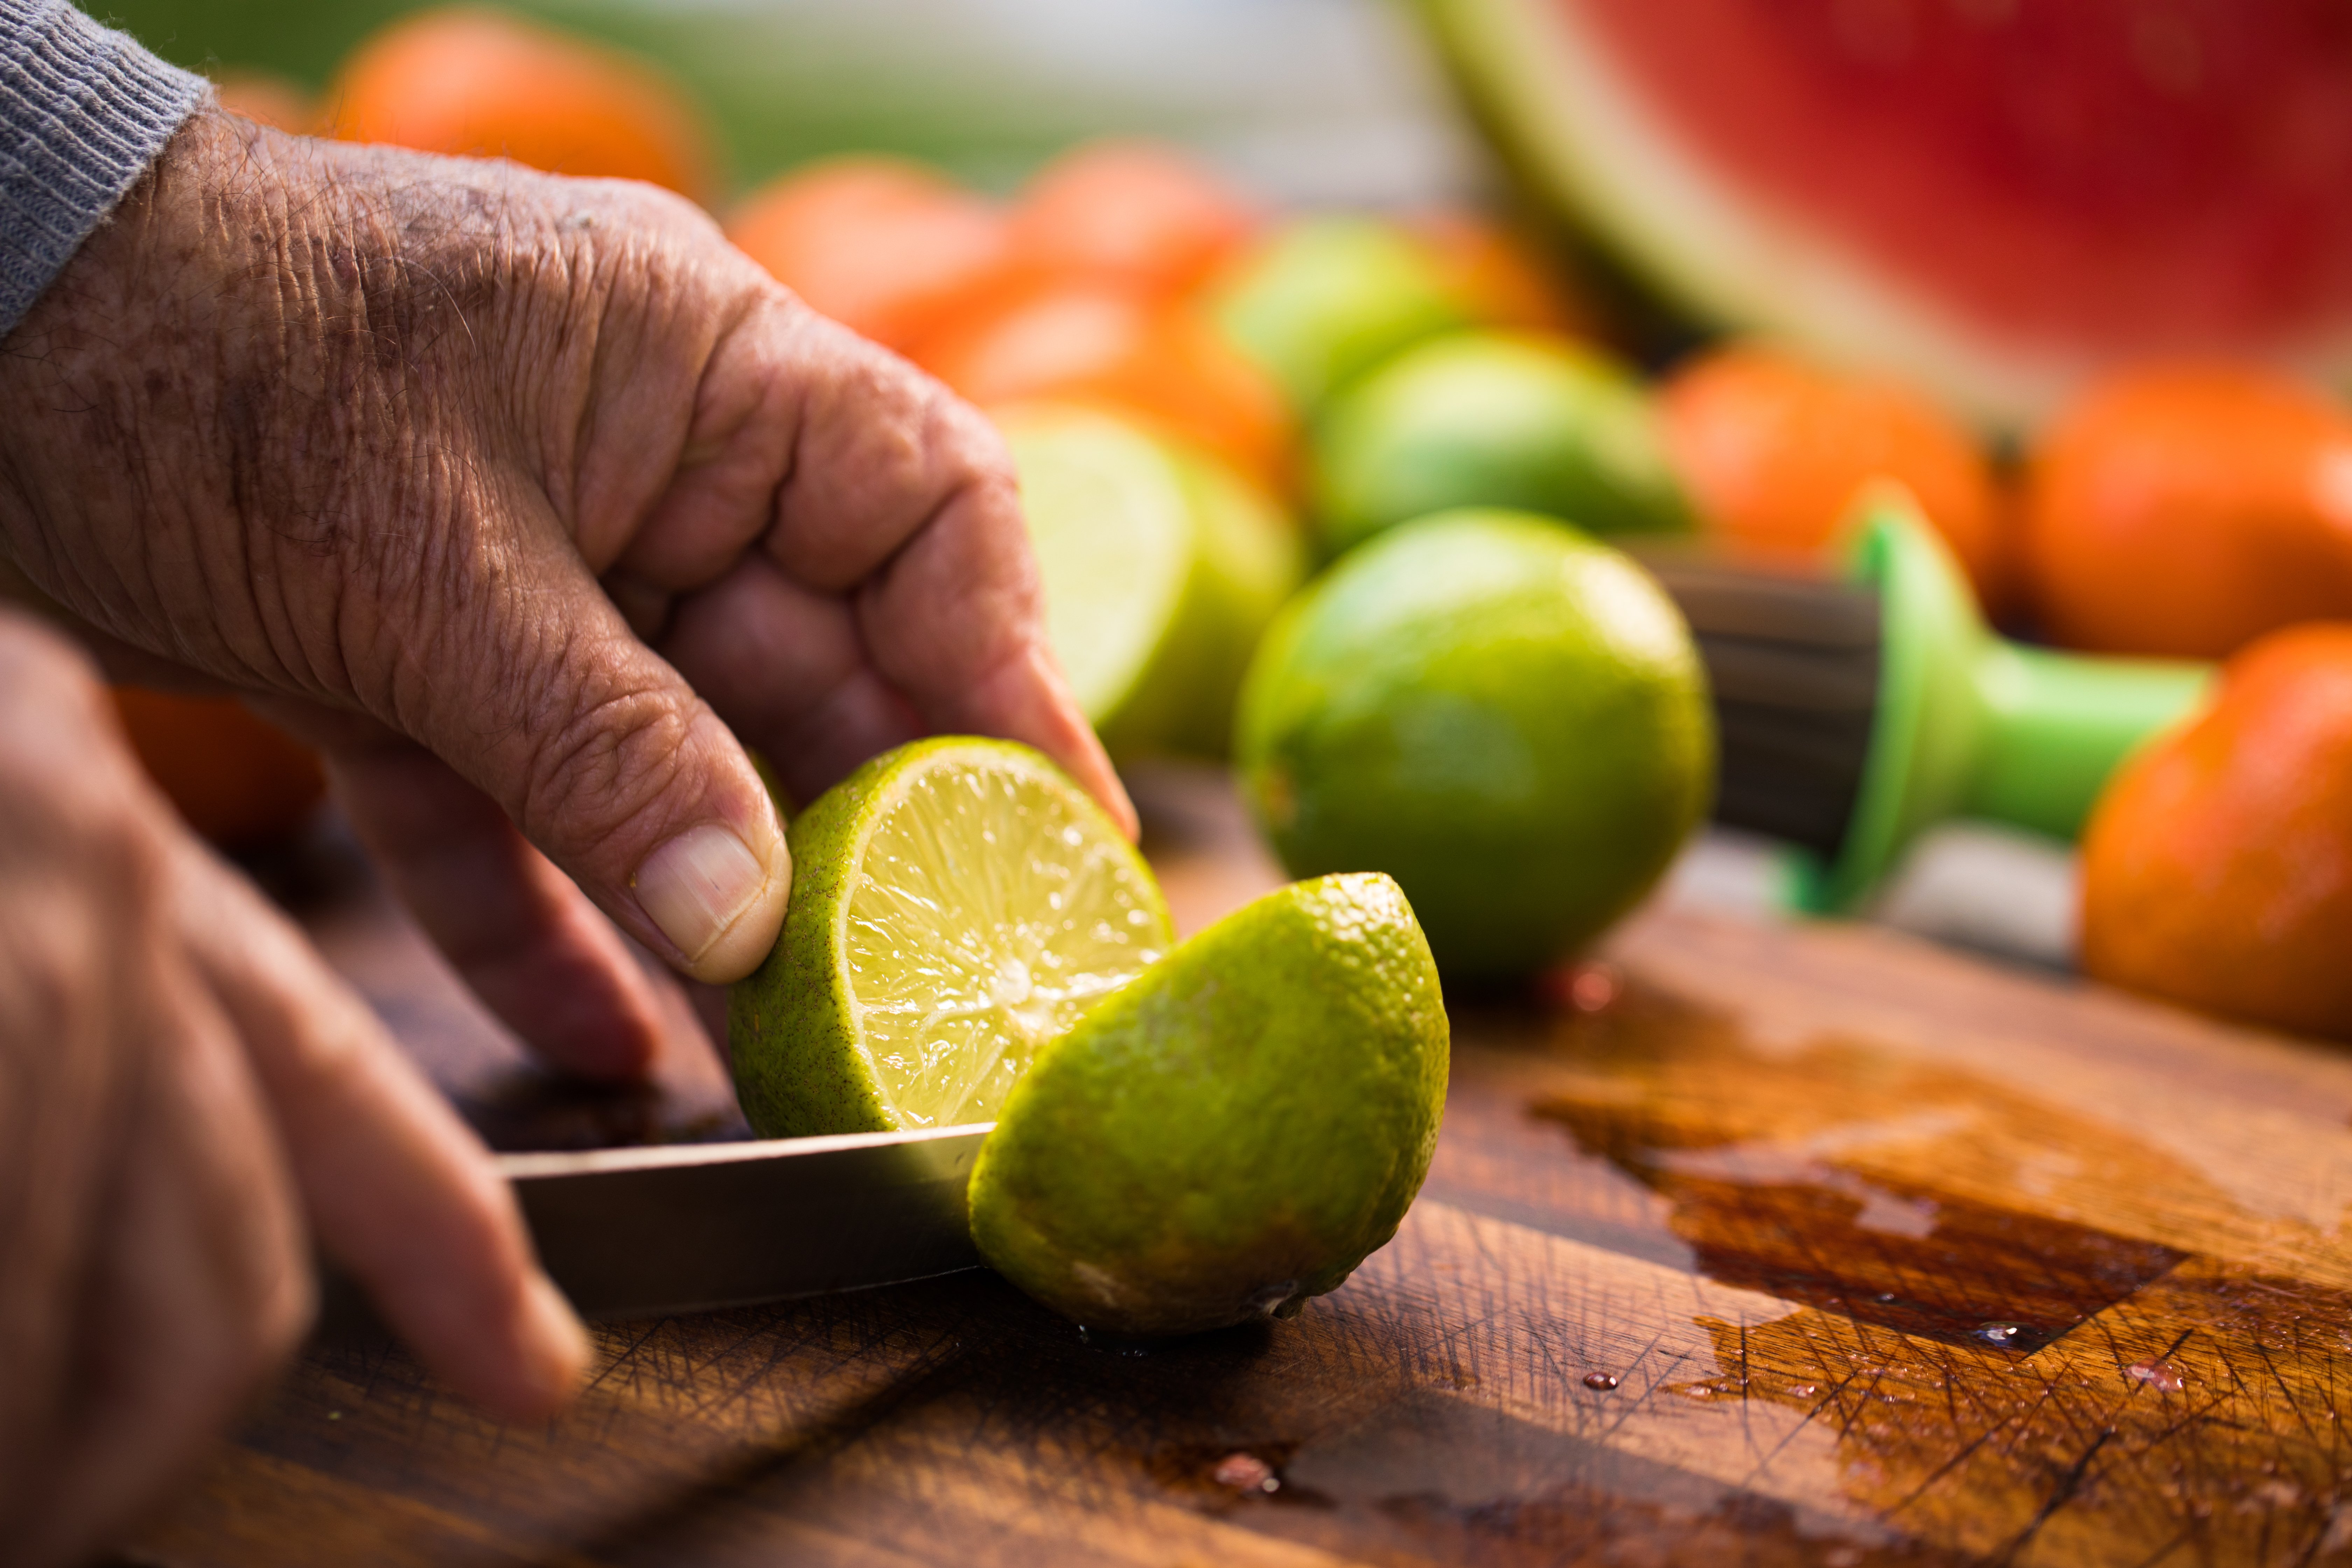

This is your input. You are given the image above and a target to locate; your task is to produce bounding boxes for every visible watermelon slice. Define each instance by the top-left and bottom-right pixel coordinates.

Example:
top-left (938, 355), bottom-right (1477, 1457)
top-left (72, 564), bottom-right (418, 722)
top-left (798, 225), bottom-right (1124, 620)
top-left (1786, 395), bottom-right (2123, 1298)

top-left (1420, 0), bottom-right (2352, 423)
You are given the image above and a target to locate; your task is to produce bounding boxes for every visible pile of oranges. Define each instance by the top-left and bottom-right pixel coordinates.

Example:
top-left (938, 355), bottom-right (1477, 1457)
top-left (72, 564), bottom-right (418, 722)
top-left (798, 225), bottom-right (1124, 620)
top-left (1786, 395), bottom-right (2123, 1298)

top-left (721, 146), bottom-right (1589, 500)
top-left (212, 9), bottom-right (1584, 508)
top-left (181, 6), bottom-right (2352, 1045)
top-left (1664, 342), bottom-right (2352, 1042)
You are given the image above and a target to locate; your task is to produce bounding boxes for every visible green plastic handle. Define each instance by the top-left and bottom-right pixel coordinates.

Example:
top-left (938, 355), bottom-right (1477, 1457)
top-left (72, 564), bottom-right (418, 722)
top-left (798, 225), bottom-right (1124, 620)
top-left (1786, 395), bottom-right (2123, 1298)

top-left (1789, 490), bottom-right (2213, 913)
top-left (1968, 643), bottom-right (2212, 840)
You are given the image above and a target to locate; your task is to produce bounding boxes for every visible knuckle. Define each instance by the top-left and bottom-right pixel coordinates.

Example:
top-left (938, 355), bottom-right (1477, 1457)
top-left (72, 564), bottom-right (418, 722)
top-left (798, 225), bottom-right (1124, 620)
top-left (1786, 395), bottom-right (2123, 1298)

top-left (944, 405), bottom-right (1019, 496)
top-left (246, 1246), bottom-right (317, 1370)
top-left (212, 1180), bottom-right (315, 1388)
top-left (514, 661), bottom-right (698, 859)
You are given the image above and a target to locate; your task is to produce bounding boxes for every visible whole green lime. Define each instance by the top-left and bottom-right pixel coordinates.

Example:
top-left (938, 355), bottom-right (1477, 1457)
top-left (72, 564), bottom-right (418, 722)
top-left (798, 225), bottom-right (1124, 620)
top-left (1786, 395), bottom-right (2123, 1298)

top-left (969, 871), bottom-right (1448, 1338)
top-left (1234, 510), bottom-right (1713, 980)
top-left (1210, 215), bottom-right (1472, 415)
top-left (1312, 330), bottom-right (1688, 555)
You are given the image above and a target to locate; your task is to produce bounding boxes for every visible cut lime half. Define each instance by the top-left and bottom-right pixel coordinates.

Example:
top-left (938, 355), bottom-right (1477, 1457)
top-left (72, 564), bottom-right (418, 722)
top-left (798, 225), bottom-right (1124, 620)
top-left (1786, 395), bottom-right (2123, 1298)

top-left (1004, 406), bottom-right (1193, 724)
top-left (728, 737), bottom-right (1173, 1136)
top-left (1001, 402), bottom-right (1304, 760)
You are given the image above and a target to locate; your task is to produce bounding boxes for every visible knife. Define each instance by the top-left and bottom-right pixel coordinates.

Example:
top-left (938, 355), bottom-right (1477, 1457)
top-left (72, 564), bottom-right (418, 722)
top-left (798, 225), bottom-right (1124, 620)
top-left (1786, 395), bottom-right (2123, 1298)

top-left (313, 1123), bottom-right (992, 1345)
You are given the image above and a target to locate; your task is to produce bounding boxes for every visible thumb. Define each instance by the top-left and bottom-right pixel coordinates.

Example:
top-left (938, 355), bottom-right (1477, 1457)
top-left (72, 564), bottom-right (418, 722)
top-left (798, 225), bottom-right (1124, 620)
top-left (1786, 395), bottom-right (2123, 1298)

top-left (392, 512), bottom-right (788, 985)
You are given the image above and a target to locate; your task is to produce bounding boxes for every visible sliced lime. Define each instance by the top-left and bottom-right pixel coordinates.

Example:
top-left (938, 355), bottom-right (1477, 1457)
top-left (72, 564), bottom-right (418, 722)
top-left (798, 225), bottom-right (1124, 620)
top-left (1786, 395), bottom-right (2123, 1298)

top-left (969, 870), bottom-right (1450, 1337)
top-left (728, 737), bottom-right (1172, 1135)
top-left (1002, 403), bottom-right (1303, 760)
top-left (1006, 407), bottom-right (1193, 723)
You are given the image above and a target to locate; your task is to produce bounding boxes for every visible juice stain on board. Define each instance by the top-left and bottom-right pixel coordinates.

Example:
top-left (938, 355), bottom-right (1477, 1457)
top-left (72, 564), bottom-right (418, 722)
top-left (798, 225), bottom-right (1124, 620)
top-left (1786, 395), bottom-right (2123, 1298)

top-left (1512, 971), bottom-right (2352, 1563)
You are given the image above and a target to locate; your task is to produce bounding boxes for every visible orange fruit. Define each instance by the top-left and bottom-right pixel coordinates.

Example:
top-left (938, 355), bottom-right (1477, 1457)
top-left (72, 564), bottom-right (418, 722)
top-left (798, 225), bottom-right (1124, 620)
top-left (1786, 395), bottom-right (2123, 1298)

top-left (728, 157), bottom-right (1010, 354)
top-left (1659, 342), bottom-right (2006, 605)
top-left (327, 7), bottom-right (717, 204)
top-left (2079, 623), bottom-right (2352, 1042)
top-left (112, 688), bottom-right (327, 849)
top-left (212, 69), bottom-right (317, 133)
top-left (914, 284), bottom-right (1293, 491)
top-left (1404, 209), bottom-right (1594, 339)
top-left (2021, 365), bottom-right (2352, 659)
top-left (1003, 140), bottom-right (1256, 299)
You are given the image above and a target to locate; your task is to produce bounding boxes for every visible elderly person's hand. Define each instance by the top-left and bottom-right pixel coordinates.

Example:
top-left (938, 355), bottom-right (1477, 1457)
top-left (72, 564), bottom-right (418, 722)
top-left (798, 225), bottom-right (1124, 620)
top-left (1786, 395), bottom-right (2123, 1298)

top-left (0, 613), bottom-right (587, 1567)
top-left (2, 107), bottom-right (1126, 1064)
top-left (0, 103), bottom-right (1126, 1566)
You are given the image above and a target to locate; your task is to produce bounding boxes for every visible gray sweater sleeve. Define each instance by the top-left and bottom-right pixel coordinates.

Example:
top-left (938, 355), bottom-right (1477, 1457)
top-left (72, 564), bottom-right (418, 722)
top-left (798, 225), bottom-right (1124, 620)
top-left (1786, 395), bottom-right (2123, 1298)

top-left (1, 0), bottom-right (205, 337)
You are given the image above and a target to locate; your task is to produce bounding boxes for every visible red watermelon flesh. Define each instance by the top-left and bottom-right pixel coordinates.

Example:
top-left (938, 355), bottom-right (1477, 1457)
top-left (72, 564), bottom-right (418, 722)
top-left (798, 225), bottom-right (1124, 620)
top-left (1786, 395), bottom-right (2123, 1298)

top-left (1428, 0), bottom-right (2352, 418)
top-left (1581, 0), bottom-right (2352, 349)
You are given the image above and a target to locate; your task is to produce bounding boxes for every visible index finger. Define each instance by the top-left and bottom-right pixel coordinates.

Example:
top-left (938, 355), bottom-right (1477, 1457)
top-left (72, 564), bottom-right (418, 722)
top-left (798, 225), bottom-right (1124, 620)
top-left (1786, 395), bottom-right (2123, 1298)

top-left (627, 299), bottom-right (1132, 835)
top-left (849, 465), bottom-right (1135, 838)
top-left (173, 843), bottom-right (590, 1419)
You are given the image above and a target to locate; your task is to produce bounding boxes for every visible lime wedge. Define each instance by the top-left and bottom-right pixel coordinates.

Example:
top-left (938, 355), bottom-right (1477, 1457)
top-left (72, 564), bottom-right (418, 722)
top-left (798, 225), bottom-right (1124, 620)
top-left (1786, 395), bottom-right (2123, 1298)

top-left (728, 737), bottom-right (1172, 1136)
top-left (1001, 403), bottom-right (1304, 760)
top-left (969, 871), bottom-right (1449, 1337)
top-left (1005, 406), bottom-right (1193, 723)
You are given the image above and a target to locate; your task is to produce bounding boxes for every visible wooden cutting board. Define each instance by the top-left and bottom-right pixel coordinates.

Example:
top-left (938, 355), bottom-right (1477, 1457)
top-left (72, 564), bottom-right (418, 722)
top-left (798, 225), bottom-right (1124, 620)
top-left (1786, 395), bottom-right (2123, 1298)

top-left (128, 771), bottom-right (2352, 1568)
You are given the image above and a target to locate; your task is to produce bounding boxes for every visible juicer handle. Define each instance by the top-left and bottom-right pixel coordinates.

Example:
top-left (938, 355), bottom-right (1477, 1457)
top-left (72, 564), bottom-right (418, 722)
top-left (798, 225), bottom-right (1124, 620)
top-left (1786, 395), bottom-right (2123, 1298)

top-left (1967, 645), bottom-right (2213, 841)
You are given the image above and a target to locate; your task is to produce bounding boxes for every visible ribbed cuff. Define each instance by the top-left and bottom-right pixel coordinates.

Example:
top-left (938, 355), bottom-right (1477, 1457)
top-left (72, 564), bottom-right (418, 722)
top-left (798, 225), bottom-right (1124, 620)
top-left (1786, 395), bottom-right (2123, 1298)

top-left (0, 0), bottom-right (205, 338)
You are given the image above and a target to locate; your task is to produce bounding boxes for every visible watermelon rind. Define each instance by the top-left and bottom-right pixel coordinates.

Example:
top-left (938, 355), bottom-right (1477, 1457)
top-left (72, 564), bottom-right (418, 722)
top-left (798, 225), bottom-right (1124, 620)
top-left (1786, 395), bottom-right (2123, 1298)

top-left (1414, 0), bottom-right (2352, 428)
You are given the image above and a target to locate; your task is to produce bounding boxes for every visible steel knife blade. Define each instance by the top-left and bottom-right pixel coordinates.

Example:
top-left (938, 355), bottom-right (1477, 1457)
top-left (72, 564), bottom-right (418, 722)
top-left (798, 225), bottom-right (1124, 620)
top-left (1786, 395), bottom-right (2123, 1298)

top-left (314, 1123), bottom-right (991, 1344)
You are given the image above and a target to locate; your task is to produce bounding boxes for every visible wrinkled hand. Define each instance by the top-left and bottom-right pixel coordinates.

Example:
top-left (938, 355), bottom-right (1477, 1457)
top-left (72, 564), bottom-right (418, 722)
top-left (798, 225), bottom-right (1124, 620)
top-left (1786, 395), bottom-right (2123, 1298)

top-left (0, 108), bottom-right (1126, 1079)
top-left (0, 614), bottom-right (586, 1568)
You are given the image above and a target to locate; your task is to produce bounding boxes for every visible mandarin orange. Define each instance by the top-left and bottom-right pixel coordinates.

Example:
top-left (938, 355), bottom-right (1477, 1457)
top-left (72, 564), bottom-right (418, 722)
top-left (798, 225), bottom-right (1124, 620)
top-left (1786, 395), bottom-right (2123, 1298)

top-left (328, 7), bottom-right (716, 203)
top-left (1003, 140), bottom-right (1256, 299)
top-left (1659, 342), bottom-right (2005, 605)
top-left (212, 69), bottom-right (317, 133)
top-left (915, 284), bottom-right (1292, 491)
top-left (727, 157), bottom-right (1009, 354)
top-left (2021, 365), bottom-right (2352, 659)
top-left (2079, 623), bottom-right (2352, 1042)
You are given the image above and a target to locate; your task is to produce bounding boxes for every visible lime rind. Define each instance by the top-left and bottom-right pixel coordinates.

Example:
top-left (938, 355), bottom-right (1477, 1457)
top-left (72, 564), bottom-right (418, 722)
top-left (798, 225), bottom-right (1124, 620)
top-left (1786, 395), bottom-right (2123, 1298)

top-left (1096, 445), bottom-right (1306, 758)
top-left (1311, 330), bottom-right (1689, 555)
top-left (1210, 214), bottom-right (1473, 413)
top-left (728, 737), bottom-right (1172, 1137)
top-left (969, 870), bottom-right (1449, 1338)
top-left (1233, 509), bottom-right (1713, 979)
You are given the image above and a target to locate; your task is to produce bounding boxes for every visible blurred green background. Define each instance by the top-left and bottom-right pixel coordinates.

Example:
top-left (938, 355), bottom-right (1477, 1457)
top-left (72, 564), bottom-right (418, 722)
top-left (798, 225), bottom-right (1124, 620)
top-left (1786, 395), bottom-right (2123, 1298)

top-left (94, 0), bottom-right (1487, 201)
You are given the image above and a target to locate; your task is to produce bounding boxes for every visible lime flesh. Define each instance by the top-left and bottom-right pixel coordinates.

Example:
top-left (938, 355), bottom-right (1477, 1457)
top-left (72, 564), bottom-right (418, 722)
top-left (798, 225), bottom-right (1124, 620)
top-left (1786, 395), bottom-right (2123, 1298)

top-left (728, 737), bottom-right (1172, 1136)
top-left (969, 871), bottom-right (1449, 1338)
top-left (1003, 407), bottom-right (1192, 725)
top-left (1003, 403), bottom-right (1303, 760)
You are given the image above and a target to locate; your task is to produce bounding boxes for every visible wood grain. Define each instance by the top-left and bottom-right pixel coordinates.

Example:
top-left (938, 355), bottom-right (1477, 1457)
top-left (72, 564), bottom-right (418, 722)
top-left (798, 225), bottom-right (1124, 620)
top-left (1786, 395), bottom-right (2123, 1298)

top-left (126, 769), bottom-right (2352, 1567)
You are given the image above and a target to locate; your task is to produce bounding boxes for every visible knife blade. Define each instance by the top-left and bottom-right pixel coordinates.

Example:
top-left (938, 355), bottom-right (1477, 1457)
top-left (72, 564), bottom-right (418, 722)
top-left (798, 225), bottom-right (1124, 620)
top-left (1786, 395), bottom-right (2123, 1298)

top-left (313, 1123), bottom-right (991, 1345)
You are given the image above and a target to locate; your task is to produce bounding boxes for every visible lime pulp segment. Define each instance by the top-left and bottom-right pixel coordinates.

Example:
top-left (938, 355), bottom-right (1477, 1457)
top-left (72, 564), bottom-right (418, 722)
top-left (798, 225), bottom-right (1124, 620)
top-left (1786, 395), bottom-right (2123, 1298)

top-left (843, 754), bottom-right (1170, 1128)
top-left (1005, 410), bottom-right (1191, 723)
